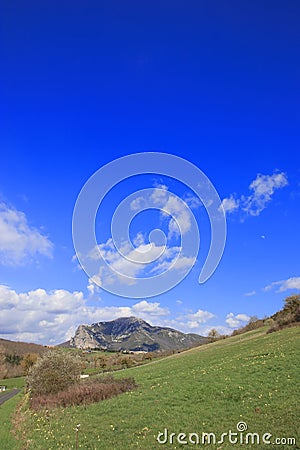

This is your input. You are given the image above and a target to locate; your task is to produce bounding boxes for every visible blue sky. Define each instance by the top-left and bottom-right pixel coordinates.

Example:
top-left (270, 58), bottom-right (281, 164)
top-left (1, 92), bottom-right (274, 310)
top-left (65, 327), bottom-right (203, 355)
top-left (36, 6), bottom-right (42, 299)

top-left (0, 1), bottom-right (299, 344)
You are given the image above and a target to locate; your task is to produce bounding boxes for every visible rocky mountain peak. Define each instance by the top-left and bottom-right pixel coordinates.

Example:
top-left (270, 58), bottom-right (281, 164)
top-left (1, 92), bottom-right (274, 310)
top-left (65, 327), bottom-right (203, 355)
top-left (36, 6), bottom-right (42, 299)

top-left (69, 316), bottom-right (208, 352)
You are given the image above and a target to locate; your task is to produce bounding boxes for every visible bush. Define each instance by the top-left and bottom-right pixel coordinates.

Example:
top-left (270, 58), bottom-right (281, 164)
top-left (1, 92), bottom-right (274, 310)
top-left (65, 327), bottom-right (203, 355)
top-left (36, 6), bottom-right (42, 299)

top-left (267, 295), bottom-right (300, 334)
top-left (27, 349), bottom-right (81, 396)
top-left (21, 353), bottom-right (38, 375)
top-left (232, 318), bottom-right (265, 336)
top-left (267, 321), bottom-right (299, 334)
top-left (30, 376), bottom-right (137, 410)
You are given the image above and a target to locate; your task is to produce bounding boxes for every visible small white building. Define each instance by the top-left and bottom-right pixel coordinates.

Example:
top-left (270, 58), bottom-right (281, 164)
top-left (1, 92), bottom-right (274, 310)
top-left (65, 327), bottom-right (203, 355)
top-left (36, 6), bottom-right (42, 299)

top-left (0, 385), bottom-right (6, 392)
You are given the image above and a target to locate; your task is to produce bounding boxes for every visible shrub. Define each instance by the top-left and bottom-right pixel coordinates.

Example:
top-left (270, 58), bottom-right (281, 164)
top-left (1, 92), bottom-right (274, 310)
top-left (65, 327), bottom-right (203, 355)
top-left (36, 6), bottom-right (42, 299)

top-left (207, 329), bottom-right (221, 342)
top-left (119, 356), bottom-right (134, 368)
top-left (27, 349), bottom-right (81, 396)
top-left (267, 321), bottom-right (299, 334)
top-left (232, 318), bottom-right (265, 336)
top-left (30, 376), bottom-right (137, 410)
top-left (21, 353), bottom-right (38, 375)
top-left (267, 295), bottom-right (300, 334)
top-left (5, 353), bottom-right (23, 365)
top-left (265, 318), bottom-right (275, 328)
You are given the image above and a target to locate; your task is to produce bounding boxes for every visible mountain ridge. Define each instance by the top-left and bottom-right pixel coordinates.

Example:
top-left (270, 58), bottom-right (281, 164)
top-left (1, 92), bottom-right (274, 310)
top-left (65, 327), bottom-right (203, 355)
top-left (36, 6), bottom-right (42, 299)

top-left (69, 316), bottom-right (208, 352)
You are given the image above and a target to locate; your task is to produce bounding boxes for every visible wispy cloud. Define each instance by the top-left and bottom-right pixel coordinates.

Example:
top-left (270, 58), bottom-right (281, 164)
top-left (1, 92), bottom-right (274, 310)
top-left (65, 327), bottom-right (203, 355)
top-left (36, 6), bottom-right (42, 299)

top-left (221, 171), bottom-right (288, 217)
top-left (131, 185), bottom-right (200, 238)
top-left (87, 278), bottom-right (101, 297)
top-left (244, 290), bottom-right (256, 297)
top-left (243, 172), bottom-right (288, 216)
top-left (0, 201), bottom-right (53, 265)
top-left (174, 309), bottom-right (215, 331)
top-left (83, 184), bottom-right (199, 290)
top-left (87, 236), bottom-right (194, 288)
top-left (263, 277), bottom-right (300, 293)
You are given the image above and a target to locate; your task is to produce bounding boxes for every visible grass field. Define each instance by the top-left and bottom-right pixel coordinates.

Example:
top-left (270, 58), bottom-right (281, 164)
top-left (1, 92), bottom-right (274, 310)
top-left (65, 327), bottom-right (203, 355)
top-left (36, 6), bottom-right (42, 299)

top-left (0, 376), bottom-right (25, 391)
top-left (0, 393), bottom-right (24, 450)
top-left (13, 325), bottom-right (299, 449)
top-left (0, 377), bottom-right (25, 449)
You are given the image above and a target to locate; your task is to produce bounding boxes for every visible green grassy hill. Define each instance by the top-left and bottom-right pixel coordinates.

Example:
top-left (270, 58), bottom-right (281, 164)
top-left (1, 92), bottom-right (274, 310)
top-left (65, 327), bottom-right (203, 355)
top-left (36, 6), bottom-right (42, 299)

top-left (12, 325), bottom-right (300, 449)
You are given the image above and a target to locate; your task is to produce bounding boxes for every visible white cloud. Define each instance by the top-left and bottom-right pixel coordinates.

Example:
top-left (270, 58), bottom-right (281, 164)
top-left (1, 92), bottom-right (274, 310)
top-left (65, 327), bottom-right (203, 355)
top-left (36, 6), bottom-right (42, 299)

top-left (130, 196), bottom-right (146, 211)
top-left (183, 194), bottom-right (202, 209)
top-left (0, 201), bottom-right (53, 265)
top-left (0, 285), bottom-right (169, 345)
top-left (163, 313), bottom-right (230, 337)
top-left (163, 195), bottom-right (193, 237)
top-left (179, 309), bottom-right (215, 331)
top-left (221, 171), bottom-right (288, 217)
top-left (244, 290), bottom-right (256, 297)
top-left (243, 172), bottom-right (288, 216)
top-left (133, 232), bottom-right (145, 247)
top-left (186, 320), bottom-right (201, 329)
top-left (236, 313), bottom-right (251, 321)
top-left (131, 300), bottom-right (169, 316)
top-left (131, 185), bottom-right (199, 238)
top-left (149, 252), bottom-right (196, 275)
top-left (155, 312), bottom-right (235, 337)
top-left (150, 185), bottom-right (168, 205)
top-left (198, 324), bottom-right (233, 337)
top-left (86, 234), bottom-right (194, 288)
top-left (263, 277), bottom-right (300, 293)
top-left (91, 238), bottom-right (166, 284)
top-left (220, 195), bottom-right (239, 214)
top-left (186, 309), bottom-right (215, 323)
top-left (225, 312), bottom-right (250, 328)
top-left (87, 278), bottom-right (101, 296)
top-left (82, 184), bottom-right (200, 291)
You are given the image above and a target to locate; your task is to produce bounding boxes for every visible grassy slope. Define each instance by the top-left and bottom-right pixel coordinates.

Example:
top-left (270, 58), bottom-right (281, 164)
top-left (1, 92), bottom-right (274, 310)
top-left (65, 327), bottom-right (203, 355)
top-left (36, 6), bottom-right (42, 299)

top-left (17, 326), bottom-right (300, 449)
top-left (0, 377), bottom-right (25, 450)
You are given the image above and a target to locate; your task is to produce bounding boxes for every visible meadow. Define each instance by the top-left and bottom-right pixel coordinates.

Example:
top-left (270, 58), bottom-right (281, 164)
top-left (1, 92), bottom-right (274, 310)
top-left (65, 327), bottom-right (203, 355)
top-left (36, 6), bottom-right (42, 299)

top-left (0, 377), bottom-right (25, 450)
top-left (8, 325), bottom-right (298, 449)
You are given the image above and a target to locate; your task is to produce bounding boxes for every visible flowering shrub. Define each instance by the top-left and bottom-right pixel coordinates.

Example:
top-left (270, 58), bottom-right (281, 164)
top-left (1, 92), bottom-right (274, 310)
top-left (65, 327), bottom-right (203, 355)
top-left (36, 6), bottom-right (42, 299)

top-left (27, 350), bottom-right (81, 396)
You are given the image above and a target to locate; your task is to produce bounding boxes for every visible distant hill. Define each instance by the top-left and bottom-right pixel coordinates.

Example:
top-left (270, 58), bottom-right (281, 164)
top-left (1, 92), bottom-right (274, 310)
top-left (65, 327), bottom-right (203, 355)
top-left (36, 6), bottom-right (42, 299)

top-left (0, 338), bottom-right (45, 356)
top-left (57, 340), bottom-right (72, 348)
top-left (0, 338), bottom-right (46, 379)
top-left (69, 316), bottom-right (208, 352)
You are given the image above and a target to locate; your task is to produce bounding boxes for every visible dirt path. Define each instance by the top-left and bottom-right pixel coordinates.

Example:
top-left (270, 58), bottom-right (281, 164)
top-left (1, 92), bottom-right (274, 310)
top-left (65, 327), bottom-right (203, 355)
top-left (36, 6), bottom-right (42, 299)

top-left (0, 389), bottom-right (21, 406)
